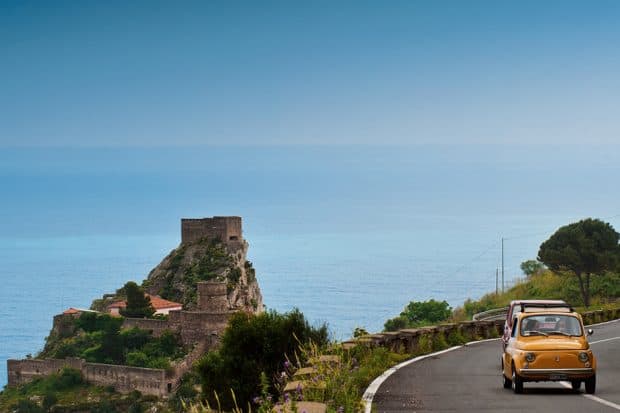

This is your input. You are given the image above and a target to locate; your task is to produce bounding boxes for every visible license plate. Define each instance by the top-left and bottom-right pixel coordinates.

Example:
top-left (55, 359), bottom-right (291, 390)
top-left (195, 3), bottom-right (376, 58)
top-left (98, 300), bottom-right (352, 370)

top-left (549, 374), bottom-right (567, 381)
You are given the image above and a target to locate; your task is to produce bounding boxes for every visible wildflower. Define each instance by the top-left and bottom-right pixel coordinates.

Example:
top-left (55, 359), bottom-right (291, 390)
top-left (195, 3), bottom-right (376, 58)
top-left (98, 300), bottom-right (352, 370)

top-left (284, 360), bottom-right (290, 369)
top-left (253, 396), bottom-right (262, 405)
top-left (284, 392), bottom-right (290, 402)
top-left (337, 406), bottom-right (344, 413)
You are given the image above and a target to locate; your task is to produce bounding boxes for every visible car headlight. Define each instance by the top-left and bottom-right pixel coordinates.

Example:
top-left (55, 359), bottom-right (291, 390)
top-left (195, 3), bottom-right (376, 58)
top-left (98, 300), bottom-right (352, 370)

top-left (578, 352), bottom-right (589, 362)
top-left (525, 352), bottom-right (536, 362)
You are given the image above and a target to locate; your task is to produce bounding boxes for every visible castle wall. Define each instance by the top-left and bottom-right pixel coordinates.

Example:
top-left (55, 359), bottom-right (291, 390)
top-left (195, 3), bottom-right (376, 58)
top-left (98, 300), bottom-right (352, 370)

top-left (122, 318), bottom-right (170, 337)
top-left (7, 358), bottom-right (84, 386)
top-left (168, 311), bottom-right (230, 345)
top-left (7, 358), bottom-right (170, 397)
top-left (83, 363), bottom-right (169, 397)
top-left (181, 216), bottom-right (242, 244)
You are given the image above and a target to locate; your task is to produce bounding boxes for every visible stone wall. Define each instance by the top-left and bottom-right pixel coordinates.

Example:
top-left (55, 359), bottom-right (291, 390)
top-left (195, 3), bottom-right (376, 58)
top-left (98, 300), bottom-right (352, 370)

top-left (83, 363), bottom-right (169, 397)
top-left (181, 216), bottom-right (242, 244)
top-left (168, 311), bottom-right (231, 346)
top-left (122, 311), bottom-right (231, 346)
top-left (7, 358), bottom-right (84, 386)
top-left (121, 281), bottom-right (232, 346)
top-left (7, 358), bottom-right (170, 397)
top-left (197, 282), bottom-right (229, 312)
top-left (122, 318), bottom-right (170, 337)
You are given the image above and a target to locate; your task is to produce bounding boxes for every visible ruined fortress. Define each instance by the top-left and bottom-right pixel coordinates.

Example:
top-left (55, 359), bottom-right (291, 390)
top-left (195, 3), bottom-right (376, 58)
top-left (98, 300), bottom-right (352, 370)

top-left (181, 216), bottom-right (242, 244)
top-left (7, 216), bottom-right (260, 398)
top-left (8, 282), bottom-right (232, 397)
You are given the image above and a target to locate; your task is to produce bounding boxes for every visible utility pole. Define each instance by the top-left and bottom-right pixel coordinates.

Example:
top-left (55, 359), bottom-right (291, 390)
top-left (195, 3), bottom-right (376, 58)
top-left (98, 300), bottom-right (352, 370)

top-left (496, 267), bottom-right (499, 295)
top-left (501, 237), bottom-right (505, 293)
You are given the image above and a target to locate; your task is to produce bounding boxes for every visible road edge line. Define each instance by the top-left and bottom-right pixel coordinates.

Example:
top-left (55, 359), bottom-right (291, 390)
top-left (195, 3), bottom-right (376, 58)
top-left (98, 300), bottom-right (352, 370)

top-left (558, 382), bottom-right (620, 411)
top-left (362, 338), bottom-right (501, 413)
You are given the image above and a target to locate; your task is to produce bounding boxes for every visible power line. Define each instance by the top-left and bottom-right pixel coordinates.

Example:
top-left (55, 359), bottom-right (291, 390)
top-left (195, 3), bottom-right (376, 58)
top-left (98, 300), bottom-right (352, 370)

top-left (451, 213), bottom-right (620, 284)
top-left (453, 240), bottom-right (500, 275)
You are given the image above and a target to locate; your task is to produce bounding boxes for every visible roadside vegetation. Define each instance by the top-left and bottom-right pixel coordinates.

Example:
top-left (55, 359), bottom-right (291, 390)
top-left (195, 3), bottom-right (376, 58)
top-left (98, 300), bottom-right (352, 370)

top-left (195, 309), bottom-right (329, 410)
top-left (454, 269), bottom-right (620, 320)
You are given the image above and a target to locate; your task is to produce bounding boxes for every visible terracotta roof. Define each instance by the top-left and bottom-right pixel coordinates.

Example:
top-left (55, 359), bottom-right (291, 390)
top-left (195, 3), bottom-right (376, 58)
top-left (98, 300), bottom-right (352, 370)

top-left (106, 294), bottom-right (182, 311)
top-left (63, 307), bottom-right (98, 314)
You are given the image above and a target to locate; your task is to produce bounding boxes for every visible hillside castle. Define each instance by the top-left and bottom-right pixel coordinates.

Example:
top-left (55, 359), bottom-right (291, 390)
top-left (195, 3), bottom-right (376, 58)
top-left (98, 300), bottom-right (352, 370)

top-left (7, 216), bottom-right (262, 398)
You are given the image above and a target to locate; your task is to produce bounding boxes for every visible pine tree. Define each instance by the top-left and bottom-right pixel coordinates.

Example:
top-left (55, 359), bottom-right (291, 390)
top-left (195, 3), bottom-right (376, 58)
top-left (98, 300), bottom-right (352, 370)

top-left (120, 281), bottom-right (155, 318)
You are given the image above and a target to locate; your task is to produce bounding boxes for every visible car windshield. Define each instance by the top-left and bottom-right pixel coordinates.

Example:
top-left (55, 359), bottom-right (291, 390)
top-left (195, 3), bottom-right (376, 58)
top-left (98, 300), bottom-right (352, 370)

top-left (520, 315), bottom-right (582, 336)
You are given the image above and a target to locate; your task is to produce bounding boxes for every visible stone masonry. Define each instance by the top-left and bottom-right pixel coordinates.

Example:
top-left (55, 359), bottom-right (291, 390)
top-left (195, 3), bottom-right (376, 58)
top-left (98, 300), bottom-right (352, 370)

top-left (181, 216), bottom-right (242, 244)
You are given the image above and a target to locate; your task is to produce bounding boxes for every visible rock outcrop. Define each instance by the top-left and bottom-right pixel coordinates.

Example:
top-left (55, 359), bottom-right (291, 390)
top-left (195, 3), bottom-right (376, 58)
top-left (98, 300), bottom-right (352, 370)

top-left (142, 237), bottom-right (263, 314)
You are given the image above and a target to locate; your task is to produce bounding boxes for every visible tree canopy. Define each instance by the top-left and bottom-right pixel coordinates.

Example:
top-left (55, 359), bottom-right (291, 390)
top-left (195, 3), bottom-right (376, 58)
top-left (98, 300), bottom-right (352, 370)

top-left (537, 218), bottom-right (620, 307)
top-left (120, 281), bottom-right (155, 318)
top-left (520, 259), bottom-right (545, 277)
top-left (384, 299), bottom-right (452, 331)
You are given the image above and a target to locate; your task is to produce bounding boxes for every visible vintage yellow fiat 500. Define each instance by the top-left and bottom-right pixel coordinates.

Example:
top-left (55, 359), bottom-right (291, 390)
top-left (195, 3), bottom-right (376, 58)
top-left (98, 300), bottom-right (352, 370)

top-left (502, 308), bottom-right (596, 394)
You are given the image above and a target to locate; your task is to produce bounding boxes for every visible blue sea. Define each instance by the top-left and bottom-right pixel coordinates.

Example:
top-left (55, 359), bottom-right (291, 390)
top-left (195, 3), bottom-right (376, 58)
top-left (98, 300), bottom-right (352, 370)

top-left (1, 145), bottom-right (619, 388)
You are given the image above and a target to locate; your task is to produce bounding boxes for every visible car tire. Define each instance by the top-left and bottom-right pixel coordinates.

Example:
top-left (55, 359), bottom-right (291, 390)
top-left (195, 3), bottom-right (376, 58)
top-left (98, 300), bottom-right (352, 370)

top-left (502, 360), bottom-right (512, 389)
top-left (512, 364), bottom-right (523, 394)
top-left (503, 373), bottom-right (512, 389)
top-left (571, 380), bottom-right (581, 391)
top-left (585, 375), bottom-right (596, 394)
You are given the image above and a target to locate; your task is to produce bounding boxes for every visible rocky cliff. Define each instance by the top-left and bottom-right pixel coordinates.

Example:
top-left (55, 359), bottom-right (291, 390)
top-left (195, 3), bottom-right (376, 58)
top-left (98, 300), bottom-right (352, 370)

top-left (141, 238), bottom-right (263, 313)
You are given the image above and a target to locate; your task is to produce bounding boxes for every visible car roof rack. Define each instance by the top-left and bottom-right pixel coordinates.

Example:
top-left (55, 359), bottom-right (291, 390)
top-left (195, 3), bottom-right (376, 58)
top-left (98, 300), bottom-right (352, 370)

top-left (519, 302), bottom-right (574, 312)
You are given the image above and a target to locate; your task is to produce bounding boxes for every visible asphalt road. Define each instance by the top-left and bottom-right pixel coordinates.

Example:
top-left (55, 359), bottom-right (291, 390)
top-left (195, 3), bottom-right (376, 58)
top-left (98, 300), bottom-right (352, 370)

top-left (371, 319), bottom-right (620, 412)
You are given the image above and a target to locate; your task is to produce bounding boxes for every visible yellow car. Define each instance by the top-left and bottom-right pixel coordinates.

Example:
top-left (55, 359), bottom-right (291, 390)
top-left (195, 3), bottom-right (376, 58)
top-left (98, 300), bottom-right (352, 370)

top-left (502, 308), bottom-right (596, 394)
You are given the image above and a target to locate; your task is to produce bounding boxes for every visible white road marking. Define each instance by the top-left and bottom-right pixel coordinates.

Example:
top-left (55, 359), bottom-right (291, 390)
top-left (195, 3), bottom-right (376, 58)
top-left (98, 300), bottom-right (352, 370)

top-left (559, 382), bottom-right (620, 411)
top-left (362, 338), bottom-right (502, 413)
top-left (362, 346), bottom-right (463, 413)
top-left (586, 318), bottom-right (620, 328)
top-left (590, 336), bottom-right (620, 345)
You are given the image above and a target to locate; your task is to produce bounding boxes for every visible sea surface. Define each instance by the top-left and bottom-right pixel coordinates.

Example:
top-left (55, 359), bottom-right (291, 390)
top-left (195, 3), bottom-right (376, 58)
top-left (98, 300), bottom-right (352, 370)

top-left (1, 145), bottom-right (619, 388)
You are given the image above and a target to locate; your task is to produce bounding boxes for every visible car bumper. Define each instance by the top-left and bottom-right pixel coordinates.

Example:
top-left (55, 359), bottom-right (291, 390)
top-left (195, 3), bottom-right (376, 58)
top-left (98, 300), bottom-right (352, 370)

top-left (519, 368), bottom-right (594, 380)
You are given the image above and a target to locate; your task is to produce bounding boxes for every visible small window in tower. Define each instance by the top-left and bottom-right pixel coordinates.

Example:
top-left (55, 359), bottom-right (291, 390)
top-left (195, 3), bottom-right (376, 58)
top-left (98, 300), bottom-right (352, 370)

top-left (229, 236), bottom-right (238, 241)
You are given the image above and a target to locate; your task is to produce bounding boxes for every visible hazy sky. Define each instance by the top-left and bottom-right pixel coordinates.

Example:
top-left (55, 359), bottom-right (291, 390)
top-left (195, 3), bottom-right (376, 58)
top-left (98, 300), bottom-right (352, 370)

top-left (2, 1), bottom-right (620, 147)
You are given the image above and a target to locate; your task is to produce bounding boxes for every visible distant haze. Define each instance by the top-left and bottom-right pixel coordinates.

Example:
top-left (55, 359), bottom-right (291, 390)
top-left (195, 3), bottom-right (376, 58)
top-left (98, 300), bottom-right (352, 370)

top-left (2, 1), bottom-right (620, 146)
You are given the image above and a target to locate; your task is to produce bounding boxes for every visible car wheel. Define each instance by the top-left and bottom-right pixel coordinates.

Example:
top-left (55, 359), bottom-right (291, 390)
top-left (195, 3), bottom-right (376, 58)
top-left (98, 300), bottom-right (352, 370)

top-left (502, 360), bottom-right (512, 389)
top-left (511, 363), bottom-right (523, 394)
top-left (571, 380), bottom-right (581, 391)
top-left (585, 375), bottom-right (596, 394)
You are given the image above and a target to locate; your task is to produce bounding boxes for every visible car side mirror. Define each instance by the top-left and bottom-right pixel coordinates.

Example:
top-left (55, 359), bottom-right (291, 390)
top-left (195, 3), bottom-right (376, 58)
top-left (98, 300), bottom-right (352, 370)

top-left (587, 328), bottom-right (594, 336)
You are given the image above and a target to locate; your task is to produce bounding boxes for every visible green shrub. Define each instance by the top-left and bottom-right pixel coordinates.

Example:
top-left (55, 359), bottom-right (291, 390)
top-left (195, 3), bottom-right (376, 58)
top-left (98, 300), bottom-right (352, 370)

top-left (197, 308), bottom-right (329, 410)
top-left (52, 368), bottom-right (83, 391)
top-left (13, 399), bottom-right (44, 413)
top-left (384, 299), bottom-right (452, 331)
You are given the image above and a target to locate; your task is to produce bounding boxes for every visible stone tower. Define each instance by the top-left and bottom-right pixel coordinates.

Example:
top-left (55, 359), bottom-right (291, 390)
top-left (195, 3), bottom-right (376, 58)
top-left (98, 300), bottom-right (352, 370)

top-left (197, 282), bottom-right (229, 313)
top-left (181, 216), bottom-right (242, 244)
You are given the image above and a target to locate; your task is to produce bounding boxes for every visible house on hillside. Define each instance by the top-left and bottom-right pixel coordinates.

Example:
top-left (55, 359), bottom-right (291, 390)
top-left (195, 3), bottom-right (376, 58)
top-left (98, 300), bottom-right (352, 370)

top-left (106, 294), bottom-right (182, 316)
top-left (62, 308), bottom-right (99, 316)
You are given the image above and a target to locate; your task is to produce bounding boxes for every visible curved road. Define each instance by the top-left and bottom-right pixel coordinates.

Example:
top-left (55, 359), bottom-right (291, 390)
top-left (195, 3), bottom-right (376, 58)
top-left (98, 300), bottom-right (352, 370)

top-left (371, 319), bottom-right (620, 412)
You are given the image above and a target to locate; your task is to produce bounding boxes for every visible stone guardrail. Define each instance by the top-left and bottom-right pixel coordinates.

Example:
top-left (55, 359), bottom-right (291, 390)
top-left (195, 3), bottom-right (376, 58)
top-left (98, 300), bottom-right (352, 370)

top-left (472, 307), bottom-right (509, 321)
top-left (344, 306), bottom-right (620, 355)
